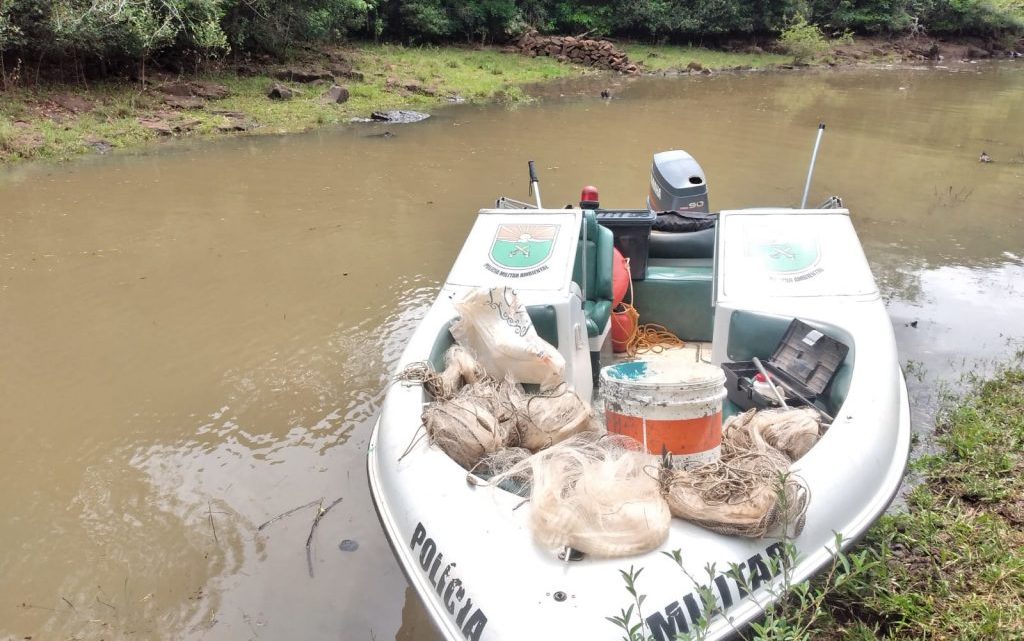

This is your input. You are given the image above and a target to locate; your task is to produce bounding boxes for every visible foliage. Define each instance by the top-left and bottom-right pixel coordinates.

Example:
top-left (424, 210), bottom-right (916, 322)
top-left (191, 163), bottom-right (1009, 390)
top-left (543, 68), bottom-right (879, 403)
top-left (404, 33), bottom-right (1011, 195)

top-left (624, 43), bottom-right (790, 70)
top-left (607, 475), bottom-right (882, 641)
top-left (0, 0), bottom-right (1021, 82)
top-left (913, 0), bottom-right (1024, 36)
top-left (778, 14), bottom-right (831, 64)
top-left (606, 365), bottom-right (1024, 640)
top-left (809, 0), bottom-right (914, 33)
top-left (816, 366), bottom-right (1024, 638)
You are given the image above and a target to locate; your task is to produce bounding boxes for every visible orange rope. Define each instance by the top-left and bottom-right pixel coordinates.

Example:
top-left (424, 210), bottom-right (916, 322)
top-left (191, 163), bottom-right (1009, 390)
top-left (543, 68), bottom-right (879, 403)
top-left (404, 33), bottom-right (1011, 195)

top-left (612, 258), bottom-right (686, 357)
top-left (627, 323), bottom-right (685, 357)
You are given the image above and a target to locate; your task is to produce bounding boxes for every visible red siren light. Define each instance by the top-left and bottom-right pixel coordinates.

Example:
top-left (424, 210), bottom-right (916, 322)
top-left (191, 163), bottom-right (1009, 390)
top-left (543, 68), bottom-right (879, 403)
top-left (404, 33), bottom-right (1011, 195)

top-left (580, 185), bottom-right (600, 210)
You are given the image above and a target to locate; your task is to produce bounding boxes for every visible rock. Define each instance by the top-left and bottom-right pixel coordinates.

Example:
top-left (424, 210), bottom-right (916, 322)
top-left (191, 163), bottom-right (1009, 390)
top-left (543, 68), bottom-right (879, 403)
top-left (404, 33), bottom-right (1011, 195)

top-left (323, 85), bottom-right (350, 104)
top-left (217, 121), bottom-right (251, 132)
top-left (510, 30), bottom-right (637, 73)
top-left (175, 118), bottom-right (202, 133)
top-left (212, 111), bottom-right (253, 132)
top-left (368, 110), bottom-right (430, 124)
top-left (52, 93), bottom-right (94, 114)
top-left (331, 67), bottom-right (364, 82)
top-left (404, 82), bottom-right (437, 96)
top-left (273, 68), bottom-right (334, 83)
top-left (163, 95), bottom-right (205, 110)
top-left (686, 61), bottom-right (703, 72)
top-left (965, 45), bottom-right (989, 59)
top-left (154, 81), bottom-right (229, 100)
top-left (191, 82), bottom-right (230, 100)
top-left (83, 135), bottom-right (111, 154)
top-left (138, 117), bottom-right (174, 136)
top-left (267, 83), bottom-right (294, 100)
top-left (156, 81), bottom-right (194, 97)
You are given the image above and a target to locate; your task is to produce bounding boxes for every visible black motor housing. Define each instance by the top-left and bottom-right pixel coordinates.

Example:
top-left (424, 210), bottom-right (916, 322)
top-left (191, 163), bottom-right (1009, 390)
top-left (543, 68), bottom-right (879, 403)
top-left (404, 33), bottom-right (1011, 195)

top-left (647, 150), bottom-right (709, 214)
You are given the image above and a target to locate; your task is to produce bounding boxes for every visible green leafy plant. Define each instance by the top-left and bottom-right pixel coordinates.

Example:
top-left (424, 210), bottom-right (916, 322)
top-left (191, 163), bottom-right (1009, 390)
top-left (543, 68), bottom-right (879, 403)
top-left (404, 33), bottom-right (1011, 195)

top-left (778, 14), bottom-right (831, 64)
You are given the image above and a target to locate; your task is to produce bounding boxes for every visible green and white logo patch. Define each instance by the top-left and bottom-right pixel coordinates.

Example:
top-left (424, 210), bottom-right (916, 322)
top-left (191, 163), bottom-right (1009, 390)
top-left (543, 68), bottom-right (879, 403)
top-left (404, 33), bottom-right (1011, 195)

top-left (489, 224), bottom-right (558, 270)
top-left (754, 237), bottom-right (821, 274)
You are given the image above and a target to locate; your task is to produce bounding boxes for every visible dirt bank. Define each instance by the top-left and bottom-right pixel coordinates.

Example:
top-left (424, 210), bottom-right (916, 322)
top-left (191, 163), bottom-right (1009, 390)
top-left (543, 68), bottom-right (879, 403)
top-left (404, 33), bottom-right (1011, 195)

top-left (1, 36), bottom-right (1019, 166)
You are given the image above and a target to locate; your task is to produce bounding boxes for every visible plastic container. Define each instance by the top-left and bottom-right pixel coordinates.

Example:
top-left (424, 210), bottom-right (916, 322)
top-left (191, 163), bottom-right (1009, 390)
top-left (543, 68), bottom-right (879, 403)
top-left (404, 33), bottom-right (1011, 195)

top-left (596, 209), bottom-right (656, 280)
top-left (722, 319), bottom-right (849, 411)
top-left (601, 355), bottom-right (727, 466)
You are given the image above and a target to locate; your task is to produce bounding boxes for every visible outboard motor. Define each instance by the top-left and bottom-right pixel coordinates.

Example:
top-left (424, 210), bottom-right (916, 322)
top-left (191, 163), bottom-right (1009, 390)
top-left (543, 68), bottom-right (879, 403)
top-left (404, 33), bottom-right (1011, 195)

top-left (647, 150), bottom-right (716, 259)
top-left (647, 150), bottom-right (709, 214)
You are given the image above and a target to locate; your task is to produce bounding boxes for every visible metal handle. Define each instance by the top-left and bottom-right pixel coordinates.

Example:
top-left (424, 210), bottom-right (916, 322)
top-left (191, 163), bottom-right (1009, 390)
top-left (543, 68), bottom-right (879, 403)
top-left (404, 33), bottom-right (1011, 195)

top-left (800, 123), bottom-right (826, 209)
top-left (528, 160), bottom-right (542, 208)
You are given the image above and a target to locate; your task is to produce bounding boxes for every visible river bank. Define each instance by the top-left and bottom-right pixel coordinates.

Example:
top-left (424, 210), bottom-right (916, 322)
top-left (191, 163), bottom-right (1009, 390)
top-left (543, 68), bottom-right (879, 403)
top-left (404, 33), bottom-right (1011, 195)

top-left (1, 35), bottom-right (1017, 167)
top-left (2, 64), bottom-right (1023, 641)
top-left (807, 362), bottom-right (1024, 638)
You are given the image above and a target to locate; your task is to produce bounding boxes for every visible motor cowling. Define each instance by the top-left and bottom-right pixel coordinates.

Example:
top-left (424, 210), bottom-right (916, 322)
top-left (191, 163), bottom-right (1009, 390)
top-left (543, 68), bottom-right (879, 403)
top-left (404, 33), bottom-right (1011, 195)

top-left (647, 150), bottom-right (709, 214)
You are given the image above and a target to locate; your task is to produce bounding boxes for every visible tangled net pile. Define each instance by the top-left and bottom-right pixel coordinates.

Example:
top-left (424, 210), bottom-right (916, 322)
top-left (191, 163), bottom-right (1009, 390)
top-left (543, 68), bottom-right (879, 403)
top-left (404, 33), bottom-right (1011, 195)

top-left (662, 408), bottom-right (822, 538)
top-left (397, 346), bottom-right (595, 470)
top-left (493, 432), bottom-right (671, 558)
top-left (398, 348), bottom-right (824, 556)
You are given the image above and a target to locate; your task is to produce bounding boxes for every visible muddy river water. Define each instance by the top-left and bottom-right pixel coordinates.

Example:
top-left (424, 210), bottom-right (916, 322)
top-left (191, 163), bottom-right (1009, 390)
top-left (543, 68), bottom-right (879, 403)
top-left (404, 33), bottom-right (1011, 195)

top-left (2, 64), bottom-right (1023, 640)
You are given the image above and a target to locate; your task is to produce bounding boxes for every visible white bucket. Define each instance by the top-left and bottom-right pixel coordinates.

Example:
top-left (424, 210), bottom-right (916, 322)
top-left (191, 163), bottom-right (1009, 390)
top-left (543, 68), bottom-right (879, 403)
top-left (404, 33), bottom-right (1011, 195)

top-left (601, 354), bottom-right (727, 466)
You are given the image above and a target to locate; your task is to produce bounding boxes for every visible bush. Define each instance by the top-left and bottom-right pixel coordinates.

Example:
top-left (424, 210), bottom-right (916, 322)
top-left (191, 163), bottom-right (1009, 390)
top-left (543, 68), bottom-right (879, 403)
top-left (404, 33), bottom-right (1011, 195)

top-left (810, 0), bottom-right (914, 33)
top-left (915, 0), bottom-right (1024, 36)
top-left (778, 14), bottom-right (831, 64)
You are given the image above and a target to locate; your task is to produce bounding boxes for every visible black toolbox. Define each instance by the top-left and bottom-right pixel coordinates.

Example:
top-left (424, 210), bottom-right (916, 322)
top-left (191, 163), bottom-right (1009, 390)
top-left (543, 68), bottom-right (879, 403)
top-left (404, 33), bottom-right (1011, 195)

top-left (722, 319), bottom-right (850, 411)
top-left (596, 209), bottom-right (656, 280)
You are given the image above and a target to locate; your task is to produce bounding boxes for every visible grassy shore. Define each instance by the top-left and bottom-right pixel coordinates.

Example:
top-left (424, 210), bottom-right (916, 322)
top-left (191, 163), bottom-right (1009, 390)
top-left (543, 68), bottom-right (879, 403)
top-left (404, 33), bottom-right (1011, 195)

top-left (810, 364), bottom-right (1024, 639)
top-left (624, 43), bottom-right (790, 71)
top-left (0, 42), bottom-right (801, 166)
top-left (0, 45), bottom-right (587, 165)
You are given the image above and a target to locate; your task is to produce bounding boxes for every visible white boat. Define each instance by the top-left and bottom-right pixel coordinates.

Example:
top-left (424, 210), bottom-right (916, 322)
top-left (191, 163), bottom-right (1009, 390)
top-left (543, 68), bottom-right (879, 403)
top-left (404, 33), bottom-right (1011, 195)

top-left (367, 152), bottom-right (911, 641)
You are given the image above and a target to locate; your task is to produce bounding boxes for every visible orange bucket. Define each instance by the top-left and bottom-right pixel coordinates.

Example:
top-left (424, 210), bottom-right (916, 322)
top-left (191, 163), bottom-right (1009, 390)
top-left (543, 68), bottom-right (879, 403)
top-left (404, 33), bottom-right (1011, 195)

top-left (601, 355), bottom-right (727, 466)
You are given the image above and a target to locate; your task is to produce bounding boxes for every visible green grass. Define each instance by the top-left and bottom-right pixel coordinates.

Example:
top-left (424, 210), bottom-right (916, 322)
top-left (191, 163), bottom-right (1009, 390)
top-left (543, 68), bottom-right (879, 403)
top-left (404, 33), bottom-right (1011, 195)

top-left (814, 366), bottom-right (1024, 639)
top-left (624, 43), bottom-right (790, 72)
top-left (0, 43), bottom-right (588, 165)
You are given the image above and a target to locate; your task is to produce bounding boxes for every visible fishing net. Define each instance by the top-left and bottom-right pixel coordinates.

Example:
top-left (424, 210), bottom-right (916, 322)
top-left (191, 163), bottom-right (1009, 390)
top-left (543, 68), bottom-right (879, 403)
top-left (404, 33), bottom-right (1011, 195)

top-left (422, 390), bottom-right (509, 470)
top-left (662, 408), bottom-right (819, 538)
top-left (517, 383), bottom-right (595, 451)
top-left (400, 346), bottom-right (597, 470)
top-left (743, 407), bottom-right (822, 460)
top-left (495, 432), bottom-right (671, 558)
top-left (395, 345), bottom-right (488, 402)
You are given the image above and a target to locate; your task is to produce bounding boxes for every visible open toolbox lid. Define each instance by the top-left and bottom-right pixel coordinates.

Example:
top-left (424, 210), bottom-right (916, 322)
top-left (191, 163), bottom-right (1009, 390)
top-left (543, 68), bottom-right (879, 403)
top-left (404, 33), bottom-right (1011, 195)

top-left (766, 319), bottom-right (849, 398)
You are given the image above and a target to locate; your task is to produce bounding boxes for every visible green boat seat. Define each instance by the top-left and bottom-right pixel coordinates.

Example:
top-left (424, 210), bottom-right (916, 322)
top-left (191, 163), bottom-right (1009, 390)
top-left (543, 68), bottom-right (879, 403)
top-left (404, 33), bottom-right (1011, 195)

top-left (649, 227), bottom-right (716, 259)
top-left (572, 211), bottom-right (615, 338)
top-left (631, 258), bottom-right (714, 342)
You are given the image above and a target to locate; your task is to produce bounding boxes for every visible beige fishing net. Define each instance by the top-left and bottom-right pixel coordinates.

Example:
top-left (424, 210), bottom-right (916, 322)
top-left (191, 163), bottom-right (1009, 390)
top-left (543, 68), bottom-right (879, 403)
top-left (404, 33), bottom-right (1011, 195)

top-left (495, 432), bottom-right (671, 558)
top-left (399, 347), bottom-right (825, 554)
top-left (398, 346), bottom-right (596, 470)
top-left (662, 408), bottom-right (822, 539)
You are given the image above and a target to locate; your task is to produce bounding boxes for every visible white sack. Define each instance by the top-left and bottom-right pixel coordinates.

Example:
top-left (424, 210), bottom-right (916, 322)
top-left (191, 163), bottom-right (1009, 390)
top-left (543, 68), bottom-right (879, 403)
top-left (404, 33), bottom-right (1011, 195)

top-left (451, 287), bottom-right (565, 389)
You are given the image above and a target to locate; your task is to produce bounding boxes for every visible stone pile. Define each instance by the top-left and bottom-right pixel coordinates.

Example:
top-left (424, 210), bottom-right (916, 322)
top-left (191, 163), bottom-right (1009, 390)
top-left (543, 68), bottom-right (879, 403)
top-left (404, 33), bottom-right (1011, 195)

top-left (516, 31), bottom-right (639, 74)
